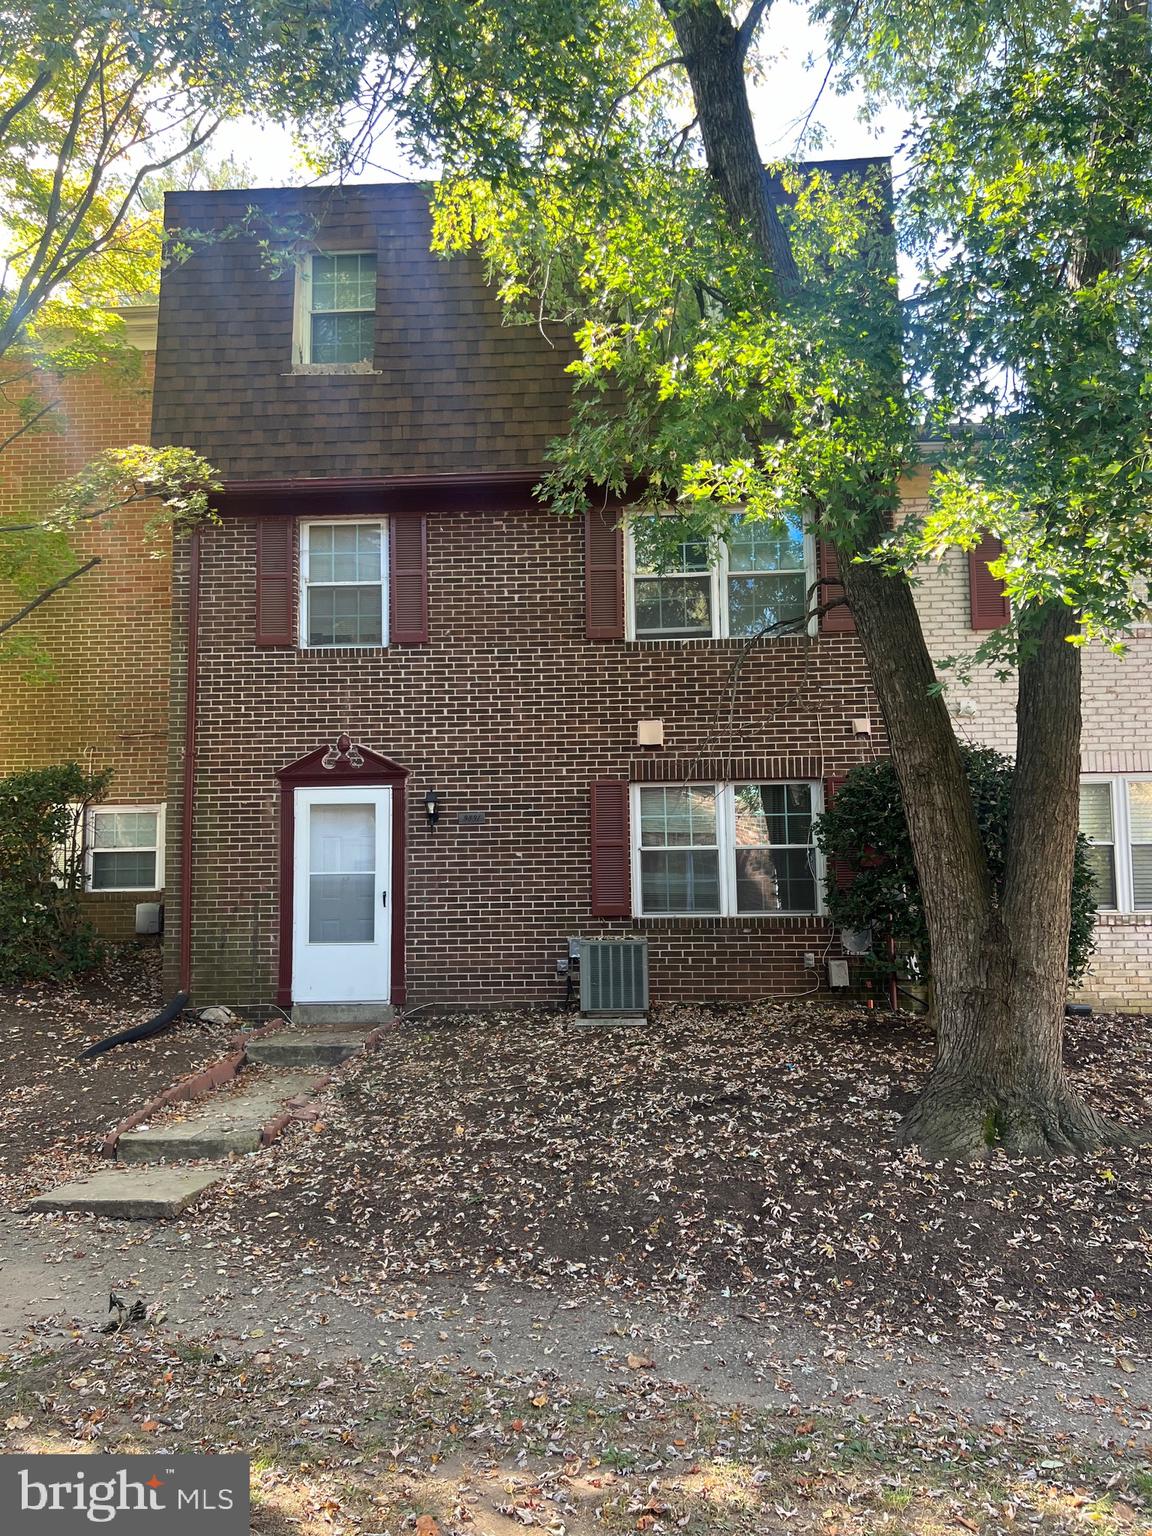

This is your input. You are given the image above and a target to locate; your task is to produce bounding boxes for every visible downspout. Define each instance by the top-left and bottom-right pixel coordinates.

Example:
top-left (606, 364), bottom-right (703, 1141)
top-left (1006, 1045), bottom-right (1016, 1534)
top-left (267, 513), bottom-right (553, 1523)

top-left (178, 527), bottom-right (202, 994)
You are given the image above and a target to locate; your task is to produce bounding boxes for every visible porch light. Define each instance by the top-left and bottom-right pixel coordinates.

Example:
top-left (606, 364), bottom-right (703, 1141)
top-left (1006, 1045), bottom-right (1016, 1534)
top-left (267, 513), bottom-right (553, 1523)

top-left (424, 788), bottom-right (441, 831)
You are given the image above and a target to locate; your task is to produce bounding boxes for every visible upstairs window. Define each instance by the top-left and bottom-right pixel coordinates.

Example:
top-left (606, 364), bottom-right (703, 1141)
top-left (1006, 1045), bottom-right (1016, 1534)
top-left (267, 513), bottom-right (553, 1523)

top-left (628, 513), bottom-right (811, 640)
top-left (300, 520), bottom-right (388, 648)
top-left (86, 806), bottom-right (164, 891)
top-left (297, 252), bottom-right (376, 366)
top-left (632, 782), bottom-right (822, 916)
top-left (1080, 777), bottom-right (1152, 911)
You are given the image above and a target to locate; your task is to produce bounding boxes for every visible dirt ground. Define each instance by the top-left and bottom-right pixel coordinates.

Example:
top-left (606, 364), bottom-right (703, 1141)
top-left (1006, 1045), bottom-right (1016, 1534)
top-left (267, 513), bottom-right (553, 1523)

top-left (0, 947), bottom-right (233, 1176)
top-left (1, 992), bottom-right (1150, 1535)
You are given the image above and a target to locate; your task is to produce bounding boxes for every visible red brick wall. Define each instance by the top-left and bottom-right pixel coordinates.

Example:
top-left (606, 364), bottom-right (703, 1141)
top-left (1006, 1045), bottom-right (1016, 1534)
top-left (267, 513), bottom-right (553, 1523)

top-left (0, 354), bottom-right (169, 940)
top-left (165, 506), bottom-right (884, 1008)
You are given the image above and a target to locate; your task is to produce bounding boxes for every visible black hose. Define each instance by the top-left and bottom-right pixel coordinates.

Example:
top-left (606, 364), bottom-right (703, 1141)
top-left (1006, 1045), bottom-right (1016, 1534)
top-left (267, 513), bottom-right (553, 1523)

top-left (78, 991), bottom-right (190, 1060)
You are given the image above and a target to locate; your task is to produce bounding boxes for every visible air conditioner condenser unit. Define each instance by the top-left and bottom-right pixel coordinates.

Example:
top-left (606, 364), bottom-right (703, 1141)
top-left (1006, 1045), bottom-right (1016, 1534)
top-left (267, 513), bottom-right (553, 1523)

top-left (577, 938), bottom-right (649, 1018)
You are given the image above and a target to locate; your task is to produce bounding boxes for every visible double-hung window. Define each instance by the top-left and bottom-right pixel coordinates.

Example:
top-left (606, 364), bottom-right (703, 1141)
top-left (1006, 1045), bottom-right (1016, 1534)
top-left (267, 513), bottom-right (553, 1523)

top-left (628, 513), bottom-right (811, 640)
top-left (1080, 777), bottom-right (1152, 911)
top-left (632, 782), bottom-right (822, 916)
top-left (300, 521), bottom-right (388, 648)
top-left (297, 252), bottom-right (376, 366)
top-left (86, 806), bottom-right (164, 891)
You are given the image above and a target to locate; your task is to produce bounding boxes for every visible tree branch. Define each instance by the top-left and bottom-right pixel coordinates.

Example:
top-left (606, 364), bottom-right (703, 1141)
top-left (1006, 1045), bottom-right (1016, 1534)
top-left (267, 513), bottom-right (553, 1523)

top-left (5, 49), bottom-right (105, 347)
top-left (608, 53), bottom-right (686, 116)
top-left (0, 64), bottom-right (54, 146)
top-left (0, 486), bottom-right (151, 534)
top-left (0, 557), bottom-right (101, 638)
top-left (736, 0), bottom-right (774, 61)
top-left (0, 398), bottom-right (62, 455)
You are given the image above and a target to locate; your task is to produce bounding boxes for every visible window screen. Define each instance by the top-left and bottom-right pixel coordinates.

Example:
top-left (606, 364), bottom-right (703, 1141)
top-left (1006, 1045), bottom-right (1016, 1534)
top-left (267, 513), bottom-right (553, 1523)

top-left (89, 809), bottom-right (159, 890)
top-left (304, 522), bottom-right (385, 646)
top-left (309, 253), bottom-right (376, 364)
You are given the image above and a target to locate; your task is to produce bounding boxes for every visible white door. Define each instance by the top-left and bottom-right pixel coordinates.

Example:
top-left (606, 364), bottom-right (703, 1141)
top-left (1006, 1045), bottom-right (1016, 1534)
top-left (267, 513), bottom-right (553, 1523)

top-left (293, 787), bottom-right (391, 1003)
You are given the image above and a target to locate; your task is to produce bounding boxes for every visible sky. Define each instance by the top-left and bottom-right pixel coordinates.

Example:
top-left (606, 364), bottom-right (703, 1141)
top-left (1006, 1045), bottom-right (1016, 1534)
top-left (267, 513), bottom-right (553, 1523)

top-left (215, 1), bottom-right (906, 189)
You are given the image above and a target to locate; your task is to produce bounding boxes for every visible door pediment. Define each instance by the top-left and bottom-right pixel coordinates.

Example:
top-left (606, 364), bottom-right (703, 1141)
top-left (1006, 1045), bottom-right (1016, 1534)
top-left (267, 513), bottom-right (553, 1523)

top-left (278, 736), bottom-right (410, 786)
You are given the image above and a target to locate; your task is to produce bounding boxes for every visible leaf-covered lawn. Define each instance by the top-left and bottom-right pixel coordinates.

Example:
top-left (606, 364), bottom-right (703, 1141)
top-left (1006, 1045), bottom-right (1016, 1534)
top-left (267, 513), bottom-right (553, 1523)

top-left (4, 1000), bottom-right (1151, 1535)
top-left (184, 1004), bottom-right (1151, 1353)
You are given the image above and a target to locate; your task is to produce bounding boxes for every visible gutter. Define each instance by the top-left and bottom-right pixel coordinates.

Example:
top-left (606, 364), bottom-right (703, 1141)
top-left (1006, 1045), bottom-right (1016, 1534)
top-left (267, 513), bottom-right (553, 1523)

top-left (178, 527), bottom-right (202, 994)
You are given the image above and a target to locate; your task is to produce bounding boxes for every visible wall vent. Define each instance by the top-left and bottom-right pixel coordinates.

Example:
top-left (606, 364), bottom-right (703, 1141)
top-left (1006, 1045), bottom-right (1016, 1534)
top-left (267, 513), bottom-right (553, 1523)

top-left (579, 938), bottom-right (649, 1016)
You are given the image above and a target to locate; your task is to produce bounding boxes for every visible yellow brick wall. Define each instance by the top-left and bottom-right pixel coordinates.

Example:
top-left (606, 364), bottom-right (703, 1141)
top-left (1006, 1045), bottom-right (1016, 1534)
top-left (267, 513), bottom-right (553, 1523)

top-left (903, 482), bottom-right (1152, 1012)
top-left (0, 343), bottom-right (169, 940)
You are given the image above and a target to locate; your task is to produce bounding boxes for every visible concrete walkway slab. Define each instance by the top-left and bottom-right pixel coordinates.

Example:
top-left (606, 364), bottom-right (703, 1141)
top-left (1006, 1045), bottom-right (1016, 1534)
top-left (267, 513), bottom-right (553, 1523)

top-left (117, 1071), bottom-right (322, 1164)
top-left (245, 1028), bottom-right (375, 1068)
top-left (28, 1168), bottom-right (222, 1219)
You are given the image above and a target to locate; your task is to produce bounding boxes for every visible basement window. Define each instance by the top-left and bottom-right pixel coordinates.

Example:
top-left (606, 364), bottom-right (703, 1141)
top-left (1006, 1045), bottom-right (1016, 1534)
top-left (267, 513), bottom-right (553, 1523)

top-left (631, 781), bottom-right (823, 916)
top-left (86, 806), bottom-right (164, 891)
top-left (300, 520), bottom-right (388, 648)
top-left (294, 251), bottom-right (376, 367)
top-left (1080, 777), bottom-right (1152, 911)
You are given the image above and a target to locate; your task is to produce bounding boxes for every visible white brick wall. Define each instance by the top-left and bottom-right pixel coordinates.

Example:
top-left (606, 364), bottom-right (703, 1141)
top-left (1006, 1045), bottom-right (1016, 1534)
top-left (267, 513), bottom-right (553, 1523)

top-left (902, 481), bottom-right (1152, 1011)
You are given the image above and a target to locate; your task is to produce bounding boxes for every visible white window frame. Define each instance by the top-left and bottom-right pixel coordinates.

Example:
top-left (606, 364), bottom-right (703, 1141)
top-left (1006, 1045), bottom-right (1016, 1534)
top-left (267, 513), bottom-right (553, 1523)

top-left (292, 250), bottom-right (377, 368)
top-left (85, 804), bottom-right (165, 893)
top-left (1081, 774), bottom-right (1152, 913)
top-left (625, 514), bottom-right (816, 642)
top-left (299, 518), bottom-right (390, 650)
top-left (630, 781), bottom-right (825, 918)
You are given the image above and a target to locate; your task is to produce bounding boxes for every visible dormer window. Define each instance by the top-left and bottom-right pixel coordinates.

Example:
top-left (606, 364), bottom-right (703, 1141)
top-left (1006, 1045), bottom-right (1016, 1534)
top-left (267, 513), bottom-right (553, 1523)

top-left (296, 252), bottom-right (376, 366)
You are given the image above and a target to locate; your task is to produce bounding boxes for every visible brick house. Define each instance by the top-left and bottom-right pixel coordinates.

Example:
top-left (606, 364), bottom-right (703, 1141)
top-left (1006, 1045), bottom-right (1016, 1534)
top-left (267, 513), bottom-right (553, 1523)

top-left (152, 182), bottom-right (883, 1014)
top-left (6, 177), bottom-right (1146, 1014)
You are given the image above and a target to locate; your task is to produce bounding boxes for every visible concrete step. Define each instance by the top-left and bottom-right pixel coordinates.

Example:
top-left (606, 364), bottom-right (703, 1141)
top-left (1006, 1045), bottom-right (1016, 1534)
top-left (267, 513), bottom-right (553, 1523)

top-left (245, 1027), bottom-right (376, 1068)
top-left (117, 1071), bottom-right (322, 1164)
top-left (28, 1168), bottom-right (223, 1219)
top-left (291, 1004), bottom-right (396, 1027)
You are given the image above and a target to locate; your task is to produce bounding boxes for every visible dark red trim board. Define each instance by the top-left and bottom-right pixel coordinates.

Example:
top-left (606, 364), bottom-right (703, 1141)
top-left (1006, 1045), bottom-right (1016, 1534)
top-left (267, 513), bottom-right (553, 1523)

top-left (275, 744), bottom-right (410, 1007)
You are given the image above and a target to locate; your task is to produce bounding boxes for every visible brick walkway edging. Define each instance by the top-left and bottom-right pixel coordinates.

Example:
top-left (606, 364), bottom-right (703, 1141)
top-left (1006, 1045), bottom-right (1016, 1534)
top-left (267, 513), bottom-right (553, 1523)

top-left (100, 1051), bottom-right (247, 1156)
top-left (101, 1016), bottom-right (402, 1157)
top-left (256, 1018), bottom-right (399, 1144)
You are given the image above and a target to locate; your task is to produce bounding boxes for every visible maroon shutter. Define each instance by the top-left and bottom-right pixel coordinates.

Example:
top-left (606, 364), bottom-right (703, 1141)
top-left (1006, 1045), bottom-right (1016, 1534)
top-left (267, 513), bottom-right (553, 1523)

top-left (255, 518), bottom-right (295, 646)
top-left (585, 507), bottom-right (624, 640)
top-left (823, 775), bottom-right (855, 891)
top-left (590, 779), bottom-right (631, 916)
top-left (969, 533), bottom-right (1009, 630)
top-left (390, 515), bottom-right (429, 644)
top-left (817, 539), bottom-right (856, 634)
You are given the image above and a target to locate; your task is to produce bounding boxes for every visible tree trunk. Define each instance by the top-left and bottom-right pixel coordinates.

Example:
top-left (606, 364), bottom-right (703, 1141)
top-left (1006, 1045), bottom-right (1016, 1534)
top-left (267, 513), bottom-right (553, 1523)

top-left (845, 564), bottom-right (1139, 1158)
top-left (665, 0), bottom-right (1145, 1157)
top-left (902, 604), bottom-right (1134, 1155)
top-left (661, 0), bottom-right (800, 296)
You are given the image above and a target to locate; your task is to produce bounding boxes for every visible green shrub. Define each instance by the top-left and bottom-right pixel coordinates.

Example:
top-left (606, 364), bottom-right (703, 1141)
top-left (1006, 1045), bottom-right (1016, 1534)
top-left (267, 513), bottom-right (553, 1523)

top-left (814, 747), bottom-right (1096, 984)
top-left (0, 763), bottom-right (110, 985)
